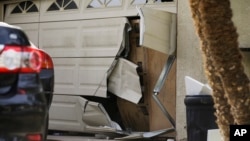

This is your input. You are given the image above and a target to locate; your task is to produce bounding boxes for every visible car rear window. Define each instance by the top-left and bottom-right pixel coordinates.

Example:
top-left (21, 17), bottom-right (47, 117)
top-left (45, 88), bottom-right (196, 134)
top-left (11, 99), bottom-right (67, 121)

top-left (0, 26), bottom-right (30, 46)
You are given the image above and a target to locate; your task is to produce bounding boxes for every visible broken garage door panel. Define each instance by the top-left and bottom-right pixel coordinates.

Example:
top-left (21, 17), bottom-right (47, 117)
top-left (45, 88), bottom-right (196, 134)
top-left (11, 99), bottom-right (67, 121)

top-left (138, 7), bottom-right (177, 55)
top-left (49, 95), bottom-right (120, 132)
top-left (82, 100), bottom-right (114, 128)
top-left (108, 58), bottom-right (142, 104)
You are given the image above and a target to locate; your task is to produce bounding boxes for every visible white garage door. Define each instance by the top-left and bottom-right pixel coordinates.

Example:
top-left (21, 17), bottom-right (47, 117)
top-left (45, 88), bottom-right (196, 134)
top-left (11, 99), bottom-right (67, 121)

top-left (11, 19), bottom-right (129, 97)
top-left (40, 18), bottom-right (129, 97)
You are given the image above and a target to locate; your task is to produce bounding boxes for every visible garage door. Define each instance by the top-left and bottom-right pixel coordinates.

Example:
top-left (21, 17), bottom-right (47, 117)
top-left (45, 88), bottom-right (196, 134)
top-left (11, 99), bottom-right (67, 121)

top-left (40, 18), bottom-right (129, 97)
top-left (11, 18), bottom-right (129, 97)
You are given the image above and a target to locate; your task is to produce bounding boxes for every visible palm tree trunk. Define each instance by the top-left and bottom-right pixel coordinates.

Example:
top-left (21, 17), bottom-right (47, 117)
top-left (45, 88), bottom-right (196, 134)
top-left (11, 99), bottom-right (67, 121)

top-left (188, 0), bottom-right (250, 140)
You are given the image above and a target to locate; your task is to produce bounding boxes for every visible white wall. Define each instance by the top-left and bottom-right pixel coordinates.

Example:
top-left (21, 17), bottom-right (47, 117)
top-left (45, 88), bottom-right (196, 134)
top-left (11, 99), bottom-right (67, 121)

top-left (231, 0), bottom-right (250, 77)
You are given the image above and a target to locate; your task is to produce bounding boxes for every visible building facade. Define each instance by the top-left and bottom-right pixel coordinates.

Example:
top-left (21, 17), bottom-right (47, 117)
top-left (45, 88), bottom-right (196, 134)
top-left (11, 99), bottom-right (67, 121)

top-left (0, 0), bottom-right (250, 140)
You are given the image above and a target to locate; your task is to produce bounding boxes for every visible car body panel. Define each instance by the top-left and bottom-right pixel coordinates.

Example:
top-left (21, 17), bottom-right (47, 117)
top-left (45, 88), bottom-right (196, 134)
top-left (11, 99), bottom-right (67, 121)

top-left (0, 22), bottom-right (54, 140)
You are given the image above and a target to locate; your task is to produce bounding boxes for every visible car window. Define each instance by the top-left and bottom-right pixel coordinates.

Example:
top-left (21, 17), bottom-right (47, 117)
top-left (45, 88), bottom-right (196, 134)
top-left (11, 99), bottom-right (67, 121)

top-left (0, 26), bottom-right (30, 46)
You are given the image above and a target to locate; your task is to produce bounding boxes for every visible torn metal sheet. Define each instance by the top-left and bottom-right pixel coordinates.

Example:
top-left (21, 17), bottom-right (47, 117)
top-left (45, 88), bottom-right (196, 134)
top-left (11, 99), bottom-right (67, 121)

top-left (114, 128), bottom-right (175, 140)
top-left (82, 101), bottom-right (111, 127)
top-left (137, 7), bottom-right (177, 55)
top-left (84, 126), bottom-right (175, 140)
top-left (49, 95), bottom-right (120, 132)
top-left (108, 58), bottom-right (142, 104)
top-left (82, 100), bottom-right (118, 128)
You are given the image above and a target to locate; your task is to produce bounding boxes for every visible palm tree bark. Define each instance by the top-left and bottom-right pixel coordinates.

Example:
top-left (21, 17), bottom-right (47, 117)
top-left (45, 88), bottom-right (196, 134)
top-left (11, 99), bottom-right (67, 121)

top-left (188, 0), bottom-right (250, 140)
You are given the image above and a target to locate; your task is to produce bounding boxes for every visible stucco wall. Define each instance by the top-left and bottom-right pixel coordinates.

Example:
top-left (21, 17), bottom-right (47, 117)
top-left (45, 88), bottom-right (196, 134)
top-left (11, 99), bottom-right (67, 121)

top-left (176, 0), bottom-right (250, 140)
top-left (0, 3), bottom-right (3, 21)
top-left (231, 0), bottom-right (250, 77)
